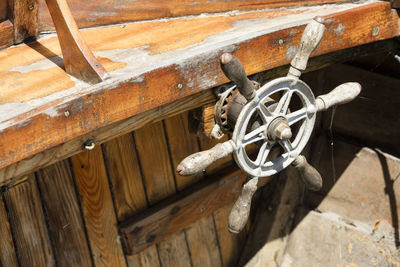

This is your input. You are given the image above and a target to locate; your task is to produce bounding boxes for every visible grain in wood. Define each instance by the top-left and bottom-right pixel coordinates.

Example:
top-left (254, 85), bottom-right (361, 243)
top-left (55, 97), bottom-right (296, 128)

top-left (71, 147), bottom-right (126, 267)
top-left (36, 159), bottom-right (92, 267)
top-left (185, 216), bottom-right (222, 267)
top-left (102, 133), bottom-right (147, 220)
top-left (164, 111), bottom-right (223, 267)
top-left (134, 121), bottom-right (192, 266)
top-left (102, 133), bottom-right (160, 267)
top-left (0, 198), bottom-right (18, 267)
top-left (3, 175), bottom-right (56, 267)
top-left (38, 0), bottom-right (350, 31)
top-left (0, 20), bottom-right (13, 50)
top-left (8, 0), bottom-right (38, 43)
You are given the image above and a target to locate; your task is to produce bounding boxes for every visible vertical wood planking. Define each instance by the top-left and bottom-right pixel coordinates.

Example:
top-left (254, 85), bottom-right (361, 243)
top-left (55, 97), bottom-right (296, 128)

top-left (134, 121), bottom-right (176, 203)
top-left (164, 112), bottom-right (222, 267)
top-left (185, 216), bottom-right (222, 267)
top-left (3, 175), bottom-right (56, 267)
top-left (134, 121), bottom-right (192, 267)
top-left (71, 147), bottom-right (126, 267)
top-left (102, 134), bottom-right (147, 221)
top-left (164, 112), bottom-right (202, 189)
top-left (7, 0), bottom-right (38, 43)
top-left (199, 134), bottom-right (245, 267)
top-left (102, 133), bottom-right (160, 267)
top-left (213, 204), bottom-right (247, 267)
top-left (36, 160), bottom-right (92, 267)
top-left (0, 1), bottom-right (6, 21)
top-left (0, 197), bottom-right (18, 267)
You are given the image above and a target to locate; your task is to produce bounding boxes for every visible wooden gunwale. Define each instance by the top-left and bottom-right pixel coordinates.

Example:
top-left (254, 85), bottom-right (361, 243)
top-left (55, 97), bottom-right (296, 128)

top-left (0, 1), bottom-right (399, 181)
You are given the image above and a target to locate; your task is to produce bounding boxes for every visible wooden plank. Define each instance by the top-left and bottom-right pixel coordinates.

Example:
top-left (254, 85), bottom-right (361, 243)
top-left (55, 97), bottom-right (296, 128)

top-left (7, 0), bottom-right (38, 43)
top-left (102, 133), bottom-right (147, 221)
top-left (71, 147), bottom-right (126, 267)
top-left (134, 121), bottom-right (176, 203)
top-left (3, 176), bottom-right (56, 267)
top-left (0, 90), bottom-right (215, 185)
top-left (0, 20), bottom-right (13, 50)
top-left (102, 133), bottom-right (160, 267)
top-left (185, 216), bottom-right (222, 267)
top-left (213, 204), bottom-right (247, 267)
top-left (0, 1), bottom-right (7, 21)
top-left (164, 112), bottom-right (202, 190)
top-left (37, 0), bottom-right (350, 31)
top-left (164, 111), bottom-right (223, 267)
top-left (0, 198), bottom-right (19, 267)
top-left (134, 121), bottom-right (192, 267)
top-left (120, 168), bottom-right (246, 254)
top-left (36, 160), bottom-right (92, 267)
top-left (0, 2), bottom-right (398, 173)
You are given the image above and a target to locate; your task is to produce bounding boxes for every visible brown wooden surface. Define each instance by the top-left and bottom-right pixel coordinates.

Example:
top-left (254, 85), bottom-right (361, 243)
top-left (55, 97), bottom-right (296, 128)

top-left (71, 147), bottom-right (126, 267)
top-left (44, 0), bottom-right (108, 83)
top-left (0, 90), bottom-right (215, 185)
top-left (0, 198), bottom-right (19, 267)
top-left (120, 168), bottom-right (246, 254)
top-left (164, 112), bottom-right (223, 267)
top-left (134, 121), bottom-right (193, 266)
top-left (102, 133), bottom-right (160, 266)
top-left (3, 176), bottom-right (56, 267)
top-left (8, 0), bottom-right (38, 43)
top-left (0, 1), bottom-right (7, 21)
top-left (1, 1), bottom-right (398, 174)
top-left (0, 20), bottom-right (13, 50)
top-left (37, 0), bottom-right (350, 32)
top-left (36, 160), bottom-right (93, 267)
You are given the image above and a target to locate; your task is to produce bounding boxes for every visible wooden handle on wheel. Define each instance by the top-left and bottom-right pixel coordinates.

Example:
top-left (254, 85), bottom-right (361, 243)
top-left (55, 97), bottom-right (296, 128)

top-left (292, 155), bottom-right (322, 191)
top-left (289, 16), bottom-right (325, 76)
top-left (316, 82), bottom-right (362, 111)
top-left (220, 53), bottom-right (256, 101)
top-left (177, 141), bottom-right (234, 176)
top-left (228, 177), bottom-right (258, 234)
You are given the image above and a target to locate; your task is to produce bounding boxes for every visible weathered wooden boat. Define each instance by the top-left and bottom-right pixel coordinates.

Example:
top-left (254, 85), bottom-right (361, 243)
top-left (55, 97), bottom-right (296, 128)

top-left (1, 0), bottom-right (400, 266)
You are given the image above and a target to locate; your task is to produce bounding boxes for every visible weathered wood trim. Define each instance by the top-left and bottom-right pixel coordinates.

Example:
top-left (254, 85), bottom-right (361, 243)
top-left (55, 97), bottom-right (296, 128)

top-left (37, 0), bottom-right (351, 32)
top-left (7, 0), bottom-right (38, 43)
top-left (0, 20), bottom-right (13, 49)
top-left (119, 168), bottom-right (249, 254)
top-left (0, 2), bottom-right (399, 178)
top-left (1, 39), bottom-right (398, 185)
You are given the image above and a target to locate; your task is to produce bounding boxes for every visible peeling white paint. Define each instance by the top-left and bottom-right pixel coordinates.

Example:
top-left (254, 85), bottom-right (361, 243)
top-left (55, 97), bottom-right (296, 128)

top-left (333, 23), bottom-right (345, 37)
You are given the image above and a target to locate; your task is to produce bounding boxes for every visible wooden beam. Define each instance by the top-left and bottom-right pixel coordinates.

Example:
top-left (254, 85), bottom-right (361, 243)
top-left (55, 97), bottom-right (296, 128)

top-left (0, 20), bottom-right (13, 50)
top-left (0, 1), bottom-right (7, 21)
top-left (37, 0), bottom-right (351, 32)
top-left (44, 0), bottom-right (108, 83)
top-left (7, 0), bottom-right (38, 43)
top-left (0, 2), bottom-right (399, 178)
top-left (119, 168), bottom-right (248, 254)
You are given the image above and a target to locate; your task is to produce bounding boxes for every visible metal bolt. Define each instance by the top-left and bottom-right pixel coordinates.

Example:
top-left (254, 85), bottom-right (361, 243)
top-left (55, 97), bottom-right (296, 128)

top-left (64, 110), bottom-right (70, 118)
top-left (28, 4), bottom-right (34, 10)
top-left (177, 83), bottom-right (183, 89)
top-left (84, 140), bottom-right (95, 150)
top-left (372, 26), bottom-right (380, 37)
top-left (278, 39), bottom-right (284, 46)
